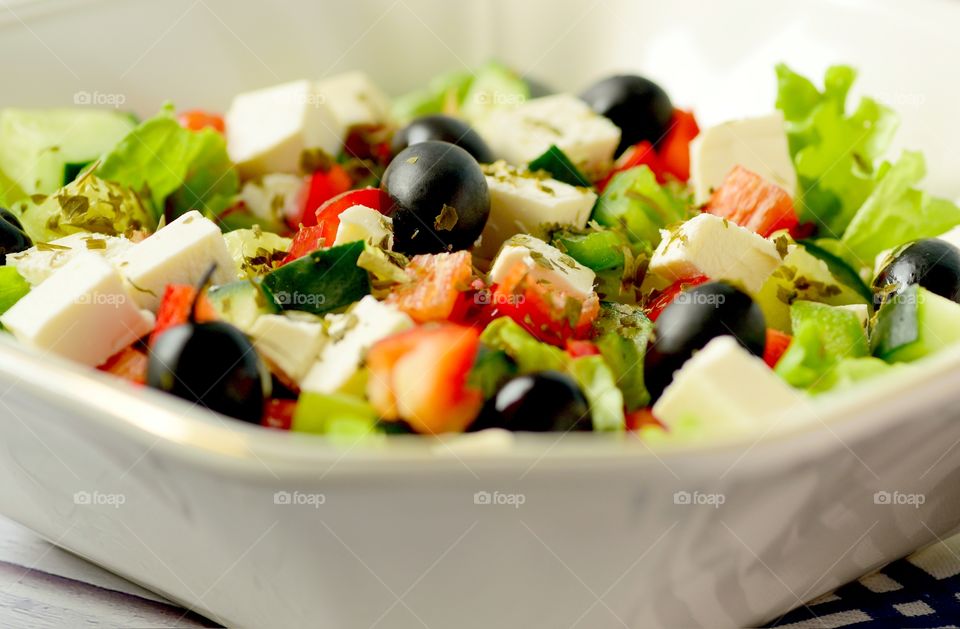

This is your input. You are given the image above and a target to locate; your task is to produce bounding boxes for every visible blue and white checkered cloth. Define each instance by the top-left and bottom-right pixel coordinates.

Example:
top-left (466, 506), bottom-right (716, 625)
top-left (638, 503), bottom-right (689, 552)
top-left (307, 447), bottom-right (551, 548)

top-left (769, 535), bottom-right (960, 628)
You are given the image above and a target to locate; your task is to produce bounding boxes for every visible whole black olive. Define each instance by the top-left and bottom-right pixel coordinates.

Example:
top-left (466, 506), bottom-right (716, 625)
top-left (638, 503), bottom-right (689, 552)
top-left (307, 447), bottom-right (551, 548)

top-left (469, 371), bottom-right (591, 432)
top-left (873, 238), bottom-right (960, 305)
top-left (579, 74), bottom-right (673, 155)
top-left (390, 115), bottom-right (494, 164)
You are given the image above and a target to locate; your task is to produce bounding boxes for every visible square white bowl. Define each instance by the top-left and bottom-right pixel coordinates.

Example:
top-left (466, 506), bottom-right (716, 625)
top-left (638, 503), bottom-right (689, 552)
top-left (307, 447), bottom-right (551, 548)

top-left (2, 0), bottom-right (960, 626)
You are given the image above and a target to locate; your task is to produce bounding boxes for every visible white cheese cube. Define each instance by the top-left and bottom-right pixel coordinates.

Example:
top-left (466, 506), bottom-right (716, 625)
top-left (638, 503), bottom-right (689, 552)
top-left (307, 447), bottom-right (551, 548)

top-left (475, 94), bottom-right (620, 177)
top-left (7, 233), bottom-right (132, 286)
top-left (225, 79), bottom-right (345, 178)
top-left (333, 205), bottom-right (393, 249)
top-left (653, 336), bottom-right (807, 439)
top-left (314, 71), bottom-right (392, 130)
top-left (488, 234), bottom-right (595, 300)
top-left (249, 313), bottom-right (326, 383)
top-left (116, 211), bottom-right (235, 311)
top-left (238, 173), bottom-right (304, 228)
top-left (300, 296), bottom-right (414, 394)
top-left (476, 162), bottom-right (597, 260)
top-left (650, 214), bottom-right (780, 295)
top-left (0, 254), bottom-right (154, 367)
top-left (689, 112), bottom-right (797, 204)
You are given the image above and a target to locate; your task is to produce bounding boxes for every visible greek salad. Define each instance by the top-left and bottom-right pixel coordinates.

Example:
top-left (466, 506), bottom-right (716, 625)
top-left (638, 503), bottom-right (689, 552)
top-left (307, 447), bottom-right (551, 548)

top-left (1, 62), bottom-right (958, 441)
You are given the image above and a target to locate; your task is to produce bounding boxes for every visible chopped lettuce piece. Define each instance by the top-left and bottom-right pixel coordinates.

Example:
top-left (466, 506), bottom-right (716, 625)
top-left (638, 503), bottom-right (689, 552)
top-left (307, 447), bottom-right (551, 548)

top-left (0, 267), bottom-right (30, 316)
top-left (841, 151), bottom-right (960, 263)
top-left (775, 300), bottom-right (868, 390)
top-left (775, 64), bottom-right (898, 236)
top-left (467, 346), bottom-right (517, 398)
top-left (97, 104), bottom-right (238, 224)
top-left (568, 355), bottom-right (625, 432)
top-left (13, 171), bottom-right (154, 243)
top-left (479, 317), bottom-right (567, 373)
top-left (594, 302), bottom-right (653, 410)
top-left (591, 165), bottom-right (692, 246)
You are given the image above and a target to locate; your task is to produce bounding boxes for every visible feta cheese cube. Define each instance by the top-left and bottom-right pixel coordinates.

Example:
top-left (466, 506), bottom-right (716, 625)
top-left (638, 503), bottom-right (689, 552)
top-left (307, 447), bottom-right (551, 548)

top-left (488, 234), bottom-right (595, 300)
top-left (689, 112), bottom-right (797, 204)
top-left (333, 205), bottom-right (393, 249)
top-left (116, 211), bottom-right (235, 311)
top-left (300, 296), bottom-right (414, 394)
top-left (0, 254), bottom-right (154, 367)
top-left (652, 336), bottom-right (807, 439)
top-left (249, 313), bottom-right (326, 383)
top-left (474, 94), bottom-right (620, 177)
top-left (650, 214), bottom-right (781, 295)
top-left (476, 162), bottom-right (597, 260)
top-left (226, 79), bottom-right (345, 178)
top-left (314, 71), bottom-right (392, 130)
top-left (7, 232), bottom-right (132, 286)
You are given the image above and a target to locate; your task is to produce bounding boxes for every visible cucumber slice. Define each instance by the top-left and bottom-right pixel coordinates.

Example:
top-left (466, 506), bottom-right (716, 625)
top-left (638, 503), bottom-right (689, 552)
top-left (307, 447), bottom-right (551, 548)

top-left (0, 109), bottom-right (136, 195)
top-left (292, 391), bottom-right (377, 437)
top-left (872, 284), bottom-right (960, 362)
top-left (261, 241), bottom-right (370, 315)
top-left (799, 240), bottom-right (873, 303)
top-left (775, 300), bottom-right (869, 389)
top-left (529, 145), bottom-right (591, 188)
top-left (206, 280), bottom-right (278, 332)
top-left (460, 61), bottom-right (529, 122)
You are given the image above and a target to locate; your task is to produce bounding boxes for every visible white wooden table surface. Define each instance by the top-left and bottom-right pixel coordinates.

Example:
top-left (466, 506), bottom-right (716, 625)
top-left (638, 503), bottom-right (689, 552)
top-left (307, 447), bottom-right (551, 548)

top-left (0, 516), bottom-right (213, 628)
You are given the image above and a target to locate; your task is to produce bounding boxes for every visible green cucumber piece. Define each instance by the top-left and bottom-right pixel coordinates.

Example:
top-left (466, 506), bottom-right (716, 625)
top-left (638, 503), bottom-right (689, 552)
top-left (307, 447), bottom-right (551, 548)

top-left (206, 280), bottom-right (278, 331)
top-left (460, 61), bottom-right (530, 122)
top-left (775, 300), bottom-right (869, 389)
top-left (292, 391), bottom-right (378, 436)
top-left (261, 241), bottom-right (370, 315)
top-left (799, 239), bottom-right (873, 303)
top-left (872, 284), bottom-right (960, 362)
top-left (0, 109), bottom-right (136, 195)
top-left (0, 267), bottom-right (30, 316)
top-left (528, 145), bottom-right (591, 188)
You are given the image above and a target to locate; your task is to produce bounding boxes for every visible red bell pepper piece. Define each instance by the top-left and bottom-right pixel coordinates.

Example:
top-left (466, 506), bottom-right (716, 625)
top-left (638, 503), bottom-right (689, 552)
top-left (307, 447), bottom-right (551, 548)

top-left (705, 165), bottom-right (799, 238)
top-left (763, 329), bottom-right (793, 368)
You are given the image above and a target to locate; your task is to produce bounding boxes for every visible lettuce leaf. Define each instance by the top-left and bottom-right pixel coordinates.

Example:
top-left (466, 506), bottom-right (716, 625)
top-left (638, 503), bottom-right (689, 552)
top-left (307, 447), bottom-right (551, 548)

top-left (97, 105), bottom-right (238, 224)
top-left (841, 151), bottom-right (960, 263)
top-left (594, 302), bottom-right (653, 410)
top-left (591, 165), bottom-right (693, 246)
top-left (567, 356), bottom-right (625, 432)
top-left (479, 317), bottom-right (567, 373)
top-left (775, 64), bottom-right (898, 236)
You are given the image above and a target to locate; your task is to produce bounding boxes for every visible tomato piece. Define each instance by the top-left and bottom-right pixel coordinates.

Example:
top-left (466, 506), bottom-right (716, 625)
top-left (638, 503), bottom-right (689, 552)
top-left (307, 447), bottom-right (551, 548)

top-left (98, 346), bottom-right (149, 385)
top-left (625, 407), bottom-right (663, 432)
top-left (705, 165), bottom-right (799, 238)
top-left (645, 275), bottom-right (709, 321)
top-left (367, 324), bottom-right (482, 434)
top-left (177, 110), bottom-right (225, 134)
top-left (565, 339), bottom-right (601, 358)
top-left (150, 285), bottom-right (217, 346)
top-left (763, 329), bottom-right (793, 368)
top-left (657, 109), bottom-right (699, 182)
top-left (287, 164), bottom-right (353, 229)
top-left (311, 187), bottom-right (384, 249)
top-left (491, 262), bottom-right (600, 347)
top-left (262, 399), bottom-right (297, 430)
top-left (597, 141), bottom-right (660, 192)
top-left (386, 251), bottom-right (474, 323)
top-left (282, 225), bottom-right (327, 265)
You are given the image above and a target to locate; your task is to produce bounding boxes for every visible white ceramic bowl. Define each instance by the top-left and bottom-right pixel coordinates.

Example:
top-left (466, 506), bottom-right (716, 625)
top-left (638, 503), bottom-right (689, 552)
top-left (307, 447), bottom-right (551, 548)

top-left (2, 0), bottom-right (960, 627)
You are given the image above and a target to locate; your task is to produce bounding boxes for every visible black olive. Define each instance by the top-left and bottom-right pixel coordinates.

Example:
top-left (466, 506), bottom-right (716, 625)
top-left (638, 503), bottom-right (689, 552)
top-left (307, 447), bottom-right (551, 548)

top-left (147, 321), bottom-right (270, 424)
top-left (380, 141), bottom-right (490, 255)
top-left (468, 371), bottom-right (591, 432)
top-left (0, 214), bottom-right (31, 266)
top-left (390, 115), bottom-right (494, 164)
top-left (0, 207), bottom-right (25, 232)
top-left (579, 74), bottom-right (673, 155)
top-left (873, 238), bottom-right (960, 305)
top-left (644, 281), bottom-right (766, 402)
